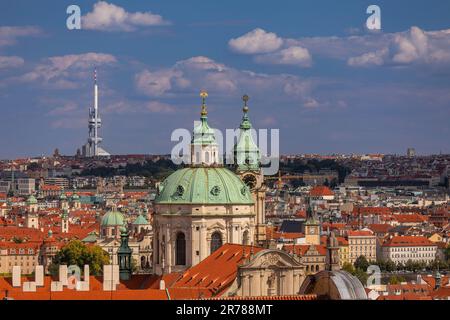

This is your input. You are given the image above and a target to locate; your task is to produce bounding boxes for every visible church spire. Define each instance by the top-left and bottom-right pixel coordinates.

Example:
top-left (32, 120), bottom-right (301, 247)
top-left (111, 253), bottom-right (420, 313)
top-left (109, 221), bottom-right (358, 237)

top-left (234, 94), bottom-right (260, 171)
top-left (200, 90), bottom-right (208, 118)
top-left (191, 90), bottom-right (219, 166)
top-left (118, 225), bottom-right (132, 281)
top-left (239, 94), bottom-right (252, 130)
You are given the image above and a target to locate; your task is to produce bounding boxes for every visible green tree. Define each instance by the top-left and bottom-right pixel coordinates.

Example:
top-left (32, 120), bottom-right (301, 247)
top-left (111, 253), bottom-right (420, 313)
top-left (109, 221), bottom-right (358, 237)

top-left (445, 245), bottom-right (450, 262)
top-left (389, 275), bottom-right (400, 284)
top-left (354, 255), bottom-right (370, 272)
top-left (389, 275), bottom-right (406, 284)
top-left (49, 240), bottom-right (110, 276)
top-left (12, 237), bottom-right (24, 244)
top-left (353, 268), bottom-right (368, 285)
top-left (405, 259), bottom-right (414, 271)
top-left (131, 258), bottom-right (139, 274)
top-left (342, 262), bottom-right (355, 273)
top-left (384, 259), bottom-right (396, 272)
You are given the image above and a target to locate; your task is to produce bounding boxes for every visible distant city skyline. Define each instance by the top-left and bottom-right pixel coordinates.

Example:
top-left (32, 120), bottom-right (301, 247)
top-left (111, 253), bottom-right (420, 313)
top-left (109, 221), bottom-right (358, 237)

top-left (0, 0), bottom-right (450, 158)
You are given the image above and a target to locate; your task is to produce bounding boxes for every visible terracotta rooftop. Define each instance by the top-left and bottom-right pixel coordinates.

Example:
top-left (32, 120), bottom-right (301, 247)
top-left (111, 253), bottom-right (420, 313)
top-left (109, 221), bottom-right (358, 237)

top-left (172, 243), bottom-right (264, 296)
top-left (309, 186), bottom-right (334, 197)
top-left (382, 236), bottom-right (436, 247)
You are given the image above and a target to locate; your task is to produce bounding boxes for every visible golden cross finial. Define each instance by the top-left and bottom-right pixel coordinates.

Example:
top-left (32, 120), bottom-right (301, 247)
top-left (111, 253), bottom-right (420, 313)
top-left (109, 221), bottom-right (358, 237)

top-left (242, 94), bottom-right (249, 113)
top-left (200, 90), bottom-right (208, 116)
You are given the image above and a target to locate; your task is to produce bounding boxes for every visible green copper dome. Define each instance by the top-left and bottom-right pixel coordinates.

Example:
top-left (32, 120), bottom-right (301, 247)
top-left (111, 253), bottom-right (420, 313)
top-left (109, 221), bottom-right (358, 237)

top-left (101, 210), bottom-right (124, 227)
top-left (155, 167), bottom-right (254, 205)
top-left (27, 195), bottom-right (38, 205)
top-left (132, 214), bottom-right (149, 225)
top-left (71, 193), bottom-right (80, 200)
top-left (59, 192), bottom-right (67, 200)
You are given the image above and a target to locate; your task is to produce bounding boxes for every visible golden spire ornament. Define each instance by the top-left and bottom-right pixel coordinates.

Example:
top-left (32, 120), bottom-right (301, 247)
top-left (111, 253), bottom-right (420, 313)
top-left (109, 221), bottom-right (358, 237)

top-left (242, 94), bottom-right (249, 113)
top-left (200, 90), bottom-right (208, 116)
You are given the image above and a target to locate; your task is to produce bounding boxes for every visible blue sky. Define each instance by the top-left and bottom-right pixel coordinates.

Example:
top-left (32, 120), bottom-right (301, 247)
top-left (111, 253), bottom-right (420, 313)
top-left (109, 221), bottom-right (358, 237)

top-left (0, 0), bottom-right (449, 158)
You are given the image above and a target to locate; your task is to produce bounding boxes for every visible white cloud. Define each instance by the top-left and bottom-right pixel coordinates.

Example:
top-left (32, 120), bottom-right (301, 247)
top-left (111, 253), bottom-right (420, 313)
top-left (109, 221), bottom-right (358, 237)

top-left (82, 1), bottom-right (170, 31)
top-left (255, 46), bottom-right (312, 67)
top-left (146, 101), bottom-right (175, 113)
top-left (0, 56), bottom-right (24, 69)
top-left (15, 52), bottom-right (117, 88)
top-left (347, 48), bottom-right (387, 67)
top-left (346, 27), bottom-right (450, 67)
top-left (303, 98), bottom-right (320, 108)
top-left (51, 117), bottom-right (85, 129)
top-left (102, 99), bottom-right (176, 114)
top-left (135, 69), bottom-right (185, 96)
top-left (231, 26), bottom-right (450, 68)
top-left (0, 26), bottom-right (42, 47)
top-left (134, 56), bottom-right (317, 107)
top-left (47, 102), bottom-right (78, 116)
top-left (228, 28), bottom-right (283, 54)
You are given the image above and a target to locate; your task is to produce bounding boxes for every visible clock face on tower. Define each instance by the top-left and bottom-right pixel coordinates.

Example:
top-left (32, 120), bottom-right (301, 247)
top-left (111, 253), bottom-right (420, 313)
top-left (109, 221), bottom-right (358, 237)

top-left (309, 227), bottom-right (316, 234)
top-left (242, 174), bottom-right (257, 190)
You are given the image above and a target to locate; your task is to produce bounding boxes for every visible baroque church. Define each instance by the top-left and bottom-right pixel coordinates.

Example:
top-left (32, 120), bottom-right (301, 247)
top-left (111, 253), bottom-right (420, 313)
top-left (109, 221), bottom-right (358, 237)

top-left (152, 91), bottom-right (267, 274)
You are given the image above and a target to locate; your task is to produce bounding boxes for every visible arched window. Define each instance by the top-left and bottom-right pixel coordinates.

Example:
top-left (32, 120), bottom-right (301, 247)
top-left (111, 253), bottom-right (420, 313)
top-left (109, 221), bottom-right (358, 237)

top-left (176, 232), bottom-right (186, 265)
top-left (210, 231), bottom-right (222, 254)
top-left (242, 230), bottom-right (249, 246)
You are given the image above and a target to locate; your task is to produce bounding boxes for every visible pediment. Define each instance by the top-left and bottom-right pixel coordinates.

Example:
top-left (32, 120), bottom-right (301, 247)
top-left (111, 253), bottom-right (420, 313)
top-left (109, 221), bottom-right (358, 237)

top-left (241, 249), bottom-right (303, 269)
top-left (207, 222), bottom-right (226, 231)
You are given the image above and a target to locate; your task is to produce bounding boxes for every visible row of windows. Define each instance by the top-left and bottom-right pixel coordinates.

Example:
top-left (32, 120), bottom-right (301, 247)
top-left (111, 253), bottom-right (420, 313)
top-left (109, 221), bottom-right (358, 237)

top-left (10, 256), bottom-right (36, 260)
top-left (349, 239), bottom-right (375, 245)
top-left (175, 231), bottom-right (224, 265)
top-left (6, 262), bottom-right (35, 267)
top-left (304, 257), bottom-right (324, 263)
top-left (390, 247), bottom-right (435, 252)
top-left (350, 253), bottom-right (375, 258)
top-left (305, 265), bottom-right (321, 272)
top-left (156, 230), bottom-right (250, 266)
top-left (9, 249), bottom-right (35, 254)
top-left (350, 246), bottom-right (375, 252)
top-left (392, 253), bottom-right (435, 258)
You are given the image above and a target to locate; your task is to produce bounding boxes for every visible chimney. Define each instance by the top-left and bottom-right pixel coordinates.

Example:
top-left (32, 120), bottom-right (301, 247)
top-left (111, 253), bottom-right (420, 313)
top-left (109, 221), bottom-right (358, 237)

top-left (159, 279), bottom-right (166, 290)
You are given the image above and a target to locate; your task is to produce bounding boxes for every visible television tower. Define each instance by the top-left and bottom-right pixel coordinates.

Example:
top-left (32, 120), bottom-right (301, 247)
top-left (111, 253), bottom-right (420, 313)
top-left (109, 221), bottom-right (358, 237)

top-left (82, 69), bottom-right (109, 157)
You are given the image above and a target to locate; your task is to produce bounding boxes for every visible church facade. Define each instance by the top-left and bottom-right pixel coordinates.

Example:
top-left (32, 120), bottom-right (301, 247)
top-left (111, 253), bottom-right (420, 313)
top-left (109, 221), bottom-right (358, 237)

top-left (152, 92), bottom-right (266, 274)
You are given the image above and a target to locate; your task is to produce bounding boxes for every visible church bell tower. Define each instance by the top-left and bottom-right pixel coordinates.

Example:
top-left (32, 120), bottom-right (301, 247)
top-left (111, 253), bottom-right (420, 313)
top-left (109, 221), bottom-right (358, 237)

top-left (234, 95), bottom-right (266, 245)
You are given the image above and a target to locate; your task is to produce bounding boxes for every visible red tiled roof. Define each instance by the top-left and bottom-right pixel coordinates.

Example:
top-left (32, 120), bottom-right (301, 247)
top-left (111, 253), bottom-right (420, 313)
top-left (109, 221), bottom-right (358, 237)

top-left (353, 207), bottom-right (392, 216)
top-left (430, 287), bottom-right (450, 299)
top-left (368, 224), bottom-right (393, 233)
top-left (40, 185), bottom-right (62, 191)
top-left (309, 186), bottom-right (334, 197)
top-left (283, 244), bottom-right (327, 256)
top-left (377, 293), bottom-right (432, 300)
top-left (172, 244), bottom-right (263, 296)
top-left (382, 236), bottom-right (436, 247)
top-left (347, 230), bottom-right (374, 237)
top-left (394, 214), bottom-right (428, 224)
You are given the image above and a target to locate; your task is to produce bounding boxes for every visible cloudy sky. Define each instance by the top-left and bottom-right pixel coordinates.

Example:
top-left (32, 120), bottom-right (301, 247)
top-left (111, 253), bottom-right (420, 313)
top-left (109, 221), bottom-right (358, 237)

top-left (0, 0), bottom-right (449, 158)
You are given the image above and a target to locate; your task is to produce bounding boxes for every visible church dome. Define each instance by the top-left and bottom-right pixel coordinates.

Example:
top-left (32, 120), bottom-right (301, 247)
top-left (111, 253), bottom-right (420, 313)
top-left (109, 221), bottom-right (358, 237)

top-left (299, 270), bottom-right (368, 300)
top-left (26, 195), bottom-right (38, 205)
top-left (71, 193), bottom-right (80, 200)
top-left (155, 167), bottom-right (254, 205)
top-left (132, 214), bottom-right (149, 225)
top-left (101, 210), bottom-right (124, 227)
